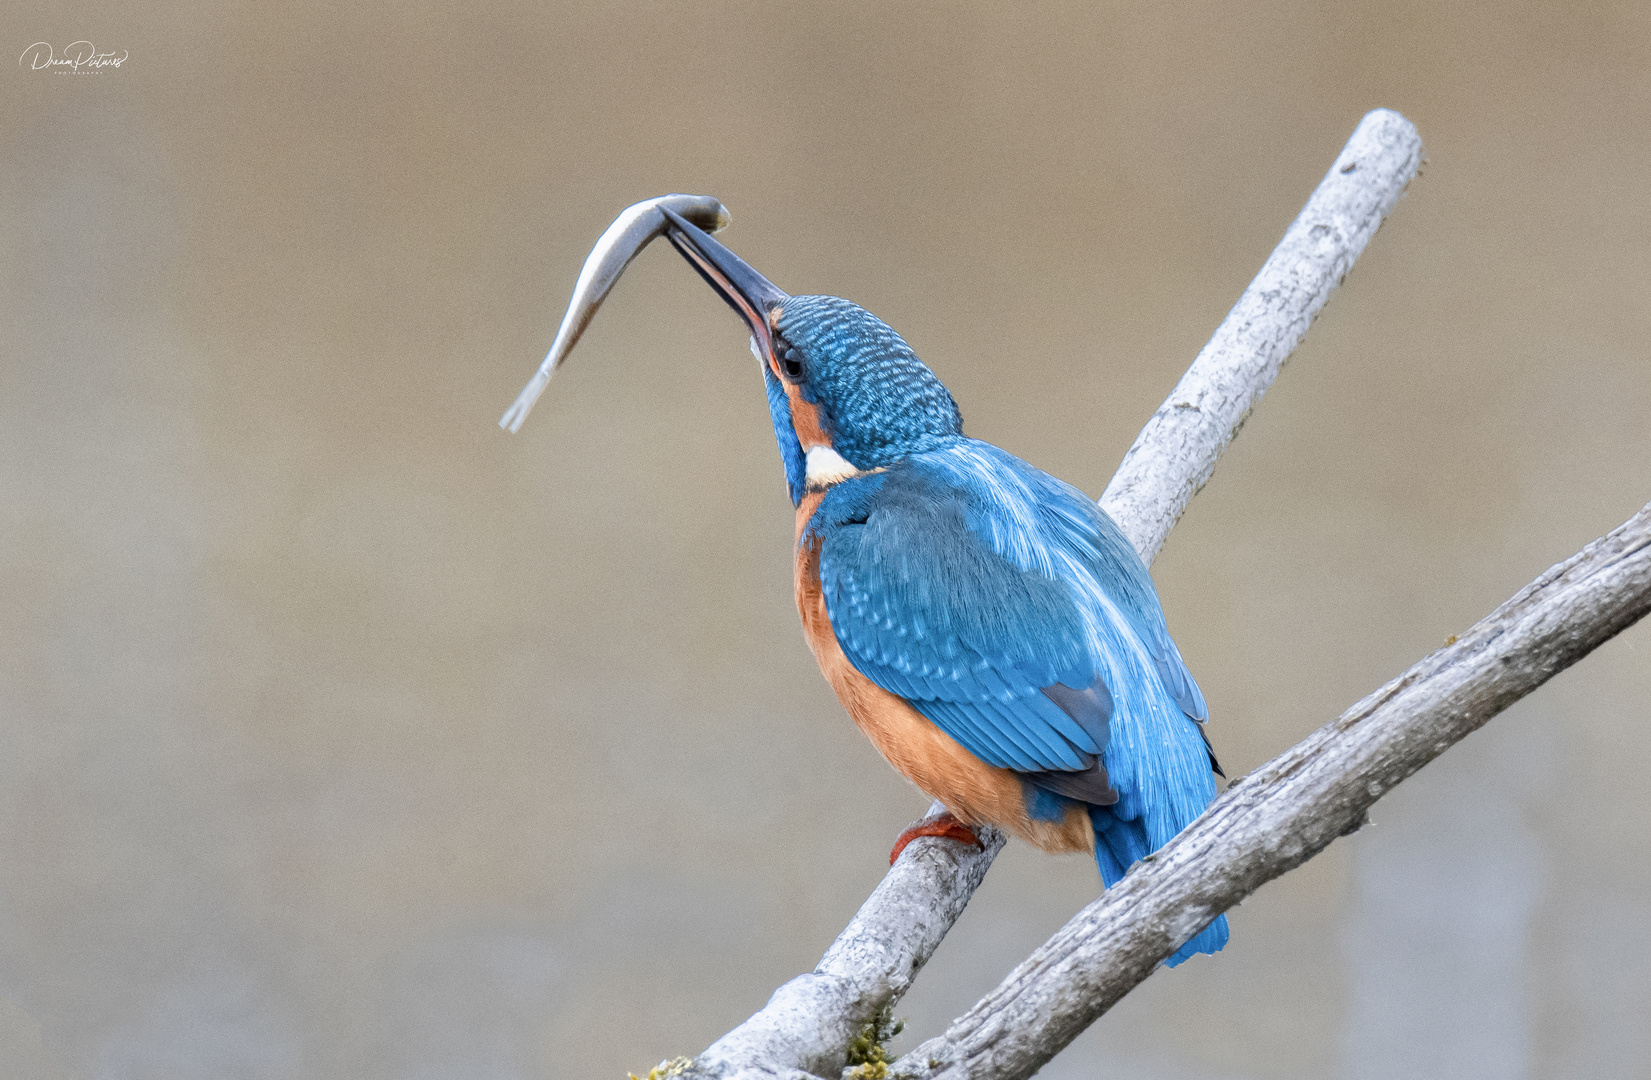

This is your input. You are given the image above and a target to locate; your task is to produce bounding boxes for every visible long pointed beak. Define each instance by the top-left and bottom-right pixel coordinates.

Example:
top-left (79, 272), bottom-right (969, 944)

top-left (661, 207), bottom-right (790, 361)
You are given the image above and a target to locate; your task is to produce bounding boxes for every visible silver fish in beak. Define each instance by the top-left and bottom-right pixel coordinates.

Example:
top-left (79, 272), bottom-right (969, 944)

top-left (500, 193), bottom-right (731, 433)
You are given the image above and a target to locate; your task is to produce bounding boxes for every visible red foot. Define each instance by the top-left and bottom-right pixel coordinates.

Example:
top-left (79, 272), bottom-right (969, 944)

top-left (889, 812), bottom-right (984, 865)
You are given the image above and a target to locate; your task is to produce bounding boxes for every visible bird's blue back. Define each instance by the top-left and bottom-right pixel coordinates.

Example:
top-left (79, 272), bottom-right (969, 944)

top-left (806, 441), bottom-right (1226, 965)
top-left (767, 295), bottom-right (1226, 965)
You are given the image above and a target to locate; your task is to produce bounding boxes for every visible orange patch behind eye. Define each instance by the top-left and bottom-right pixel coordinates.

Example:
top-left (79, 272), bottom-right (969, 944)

top-left (766, 323), bottom-right (831, 450)
top-left (786, 383), bottom-right (830, 449)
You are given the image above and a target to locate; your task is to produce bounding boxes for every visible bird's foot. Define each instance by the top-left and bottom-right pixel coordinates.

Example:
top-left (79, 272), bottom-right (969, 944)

top-left (889, 812), bottom-right (984, 865)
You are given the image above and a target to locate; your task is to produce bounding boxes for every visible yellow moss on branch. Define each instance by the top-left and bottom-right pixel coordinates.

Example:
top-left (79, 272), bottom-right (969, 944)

top-left (845, 1014), bottom-right (906, 1080)
top-left (629, 1055), bottom-right (692, 1080)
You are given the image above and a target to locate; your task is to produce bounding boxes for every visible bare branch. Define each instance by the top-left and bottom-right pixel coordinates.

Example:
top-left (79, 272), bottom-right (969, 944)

top-left (697, 817), bottom-right (1008, 1080)
top-left (680, 109), bottom-right (1423, 1080)
top-left (1101, 109), bottom-right (1424, 561)
top-left (893, 503), bottom-right (1651, 1080)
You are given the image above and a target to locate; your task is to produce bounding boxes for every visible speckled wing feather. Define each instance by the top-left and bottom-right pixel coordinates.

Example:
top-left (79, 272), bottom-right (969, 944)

top-left (807, 442), bottom-right (1211, 807)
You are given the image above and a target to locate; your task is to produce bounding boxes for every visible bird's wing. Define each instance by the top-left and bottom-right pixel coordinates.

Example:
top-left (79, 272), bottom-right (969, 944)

top-left (811, 445), bottom-right (1201, 802)
top-left (945, 441), bottom-right (1209, 725)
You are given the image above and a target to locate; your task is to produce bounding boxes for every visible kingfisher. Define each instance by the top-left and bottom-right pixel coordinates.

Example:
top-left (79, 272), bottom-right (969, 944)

top-left (505, 195), bottom-right (1227, 966)
top-left (649, 209), bottom-right (1228, 966)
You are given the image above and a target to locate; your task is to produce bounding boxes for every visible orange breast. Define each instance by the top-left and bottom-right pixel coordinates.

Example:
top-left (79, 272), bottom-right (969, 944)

top-left (792, 492), bottom-right (1092, 855)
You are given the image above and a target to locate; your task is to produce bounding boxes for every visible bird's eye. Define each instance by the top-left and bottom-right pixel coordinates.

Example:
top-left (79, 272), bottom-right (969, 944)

top-left (779, 346), bottom-right (806, 382)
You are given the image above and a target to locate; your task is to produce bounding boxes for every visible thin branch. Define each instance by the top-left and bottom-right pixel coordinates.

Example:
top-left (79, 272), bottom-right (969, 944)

top-left (1101, 108), bottom-right (1424, 561)
top-left (683, 108), bottom-right (1424, 1080)
top-left (893, 502), bottom-right (1651, 1080)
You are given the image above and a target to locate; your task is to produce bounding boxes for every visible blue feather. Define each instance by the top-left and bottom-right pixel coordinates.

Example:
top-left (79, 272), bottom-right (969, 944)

top-left (777, 297), bottom-right (963, 469)
top-left (763, 364), bottom-right (806, 505)
top-left (807, 439), bottom-right (1227, 963)
top-left (766, 294), bottom-right (1226, 965)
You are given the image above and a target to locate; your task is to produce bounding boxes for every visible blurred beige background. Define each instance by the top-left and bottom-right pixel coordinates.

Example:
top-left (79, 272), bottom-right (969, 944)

top-left (3, 2), bottom-right (1649, 1078)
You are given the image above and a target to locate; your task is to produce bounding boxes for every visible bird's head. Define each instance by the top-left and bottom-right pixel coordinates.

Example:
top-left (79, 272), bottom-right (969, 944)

top-left (664, 209), bottom-right (962, 505)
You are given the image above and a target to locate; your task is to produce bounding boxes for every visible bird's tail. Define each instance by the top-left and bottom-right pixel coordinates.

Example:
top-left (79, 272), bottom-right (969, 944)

top-left (1090, 804), bottom-right (1229, 967)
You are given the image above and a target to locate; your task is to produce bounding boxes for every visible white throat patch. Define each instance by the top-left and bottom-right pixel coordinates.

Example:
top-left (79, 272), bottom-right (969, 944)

top-left (804, 446), bottom-right (864, 487)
